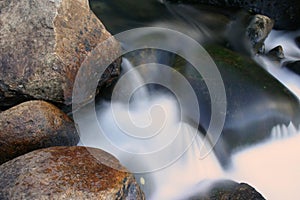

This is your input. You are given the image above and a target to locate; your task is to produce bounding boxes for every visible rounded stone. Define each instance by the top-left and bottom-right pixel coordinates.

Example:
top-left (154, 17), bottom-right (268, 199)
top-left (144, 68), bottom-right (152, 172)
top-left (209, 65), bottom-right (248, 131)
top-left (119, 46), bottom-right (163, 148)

top-left (0, 146), bottom-right (145, 200)
top-left (0, 100), bottom-right (79, 164)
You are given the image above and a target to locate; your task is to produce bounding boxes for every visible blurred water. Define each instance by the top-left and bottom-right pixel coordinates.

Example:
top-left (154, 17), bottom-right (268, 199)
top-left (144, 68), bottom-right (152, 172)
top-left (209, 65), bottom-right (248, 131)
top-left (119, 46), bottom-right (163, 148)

top-left (80, 1), bottom-right (300, 199)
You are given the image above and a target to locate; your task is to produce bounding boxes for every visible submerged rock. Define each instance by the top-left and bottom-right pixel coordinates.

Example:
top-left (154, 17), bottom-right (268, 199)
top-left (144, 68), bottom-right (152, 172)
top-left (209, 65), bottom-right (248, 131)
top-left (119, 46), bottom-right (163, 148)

top-left (167, 0), bottom-right (300, 30)
top-left (0, 101), bottom-right (79, 164)
top-left (283, 60), bottom-right (300, 75)
top-left (0, 0), bottom-right (120, 108)
top-left (186, 180), bottom-right (265, 200)
top-left (0, 146), bottom-right (145, 200)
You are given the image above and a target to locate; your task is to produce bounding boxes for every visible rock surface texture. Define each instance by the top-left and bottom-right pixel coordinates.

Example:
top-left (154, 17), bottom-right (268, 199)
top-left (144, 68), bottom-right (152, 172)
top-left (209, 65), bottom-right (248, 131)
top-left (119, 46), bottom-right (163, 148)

top-left (0, 100), bottom-right (79, 164)
top-left (0, 146), bottom-right (145, 200)
top-left (0, 0), bottom-right (120, 108)
top-left (188, 180), bottom-right (266, 199)
top-left (167, 0), bottom-right (300, 30)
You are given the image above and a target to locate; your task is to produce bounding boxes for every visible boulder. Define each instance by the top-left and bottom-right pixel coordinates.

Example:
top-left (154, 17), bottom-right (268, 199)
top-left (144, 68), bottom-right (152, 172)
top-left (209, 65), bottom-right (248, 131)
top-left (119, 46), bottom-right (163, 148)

top-left (227, 12), bottom-right (273, 55)
top-left (0, 146), bottom-right (145, 200)
top-left (186, 180), bottom-right (265, 199)
top-left (0, 100), bottom-right (79, 164)
top-left (0, 0), bottom-right (120, 109)
top-left (246, 14), bottom-right (274, 54)
top-left (173, 45), bottom-right (300, 166)
top-left (167, 0), bottom-right (300, 30)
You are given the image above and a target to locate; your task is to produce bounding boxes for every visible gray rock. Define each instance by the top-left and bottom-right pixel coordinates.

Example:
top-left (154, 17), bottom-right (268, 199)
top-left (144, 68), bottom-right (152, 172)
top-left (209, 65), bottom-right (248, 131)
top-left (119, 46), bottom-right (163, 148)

top-left (0, 146), bottom-right (145, 200)
top-left (0, 100), bottom-right (79, 164)
top-left (0, 0), bottom-right (120, 108)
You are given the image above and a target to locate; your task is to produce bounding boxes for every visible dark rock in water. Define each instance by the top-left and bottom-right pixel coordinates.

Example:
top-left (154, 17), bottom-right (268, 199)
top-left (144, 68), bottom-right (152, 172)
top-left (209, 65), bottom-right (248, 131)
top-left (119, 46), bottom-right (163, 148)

top-left (267, 45), bottom-right (285, 61)
top-left (0, 101), bottom-right (79, 164)
top-left (295, 36), bottom-right (300, 49)
top-left (186, 180), bottom-right (265, 199)
top-left (283, 60), bottom-right (300, 75)
top-left (0, 146), bottom-right (145, 200)
top-left (0, 0), bottom-right (120, 109)
top-left (175, 45), bottom-right (300, 166)
top-left (207, 46), bottom-right (300, 153)
top-left (167, 0), bottom-right (300, 30)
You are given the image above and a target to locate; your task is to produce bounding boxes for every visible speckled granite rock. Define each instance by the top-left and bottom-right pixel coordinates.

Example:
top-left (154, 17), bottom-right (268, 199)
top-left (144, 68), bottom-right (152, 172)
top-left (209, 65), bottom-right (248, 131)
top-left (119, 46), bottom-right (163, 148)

top-left (0, 101), bottom-right (79, 164)
top-left (0, 146), bottom-right (145, 200)
top-left (0, 0), bottom-right (120, 108)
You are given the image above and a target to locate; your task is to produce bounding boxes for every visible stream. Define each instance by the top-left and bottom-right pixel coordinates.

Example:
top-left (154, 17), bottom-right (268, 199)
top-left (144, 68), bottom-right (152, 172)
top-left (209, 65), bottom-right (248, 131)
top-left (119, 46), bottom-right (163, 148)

top-left (76, 0), bottom-right (300, 199)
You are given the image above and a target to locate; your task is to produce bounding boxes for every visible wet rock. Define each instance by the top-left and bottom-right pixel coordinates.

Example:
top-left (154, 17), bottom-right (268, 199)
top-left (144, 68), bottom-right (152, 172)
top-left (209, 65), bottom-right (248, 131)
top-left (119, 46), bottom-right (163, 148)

top-left (283, 60), bottom-right (300, 75)
top-left (0, 0), bottom-right (120, 108)
top-left (0, 146), bottom-right (145, 200)
top-left (0, 101), bottom-right (79, 164)
top-left (266, 45), bottom-right (284, 61)
top-left (187, 180), bottom-right (265, 199)
top-left (167, 0), bottom-right (300, 30)
top-left (227, 12), bottom-right (273, 55)
top-left (295, 36), bottom-right (300, 48)
top-left (174, 45), bottom-right (300, 166)
top-left (246, 14), bottom-right (274, 54)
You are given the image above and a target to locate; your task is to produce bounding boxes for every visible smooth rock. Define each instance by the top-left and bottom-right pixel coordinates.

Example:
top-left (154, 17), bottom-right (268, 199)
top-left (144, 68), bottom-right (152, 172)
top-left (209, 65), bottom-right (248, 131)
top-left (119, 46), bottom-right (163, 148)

top-left (186, 180), bottom-right (265, 200)
top-left (283, 60), bottom-right (300, 75)
top-left (0, 146), bottom-right (145, 200)
top-left (174, 45), bottom-right (300, 166)
top-left (295, 36), bottom-right (300, 49)
top-left (0, 0), bottom-right (120, 108)
top-left (167, 0), bottom-right (300, 30)
top-left (0, 100), bottom-right (79, 164)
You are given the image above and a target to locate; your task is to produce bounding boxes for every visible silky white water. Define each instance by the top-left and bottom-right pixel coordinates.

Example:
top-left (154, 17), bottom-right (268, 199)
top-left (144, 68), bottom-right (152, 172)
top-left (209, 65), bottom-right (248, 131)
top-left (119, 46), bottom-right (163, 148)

top-left (78, 30), bottom-right (300, 199)
top-left (257, 29), bottom-right (300, 99)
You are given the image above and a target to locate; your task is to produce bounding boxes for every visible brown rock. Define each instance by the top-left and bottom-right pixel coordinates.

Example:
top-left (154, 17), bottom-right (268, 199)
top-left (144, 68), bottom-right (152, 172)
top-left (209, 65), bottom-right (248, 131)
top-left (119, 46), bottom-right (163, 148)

top-left (0, 146), bottom-right (145, 200)
top-left (0, 100), bottom-right (79, 164)
top-left (0, 0), bottom-right (120, 108)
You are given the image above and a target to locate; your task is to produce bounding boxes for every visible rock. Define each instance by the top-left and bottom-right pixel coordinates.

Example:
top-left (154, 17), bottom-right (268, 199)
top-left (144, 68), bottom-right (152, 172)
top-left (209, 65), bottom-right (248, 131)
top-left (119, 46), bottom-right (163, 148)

top-left (267, 45), bottom-right (284, 61)
top-left (227, 12), bottom-right (273, 55)
top-left (295, 36), bottom-right (300, 48)
top-left (0, 0), bottom-right (120, 109)
top-left (0, 100), bottom-right (79, 164)
top-left (186, 180), bottom-right (265, 199)
top-left (166, 0), bottom-right (300, 30)
top-left (283, 60), bottom-right (300, 75)
top-left (246, 14), bottom-right (274, 54)
top-left (173, 45), bottom-right (300, 166)
top-left (0, 146), bottom-right (144, 200)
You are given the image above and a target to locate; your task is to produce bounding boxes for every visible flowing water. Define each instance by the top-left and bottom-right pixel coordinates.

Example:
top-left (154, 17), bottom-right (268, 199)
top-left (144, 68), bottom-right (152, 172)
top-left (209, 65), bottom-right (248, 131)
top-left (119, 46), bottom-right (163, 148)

top-left (77, 1), bottom-right (300, 199)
